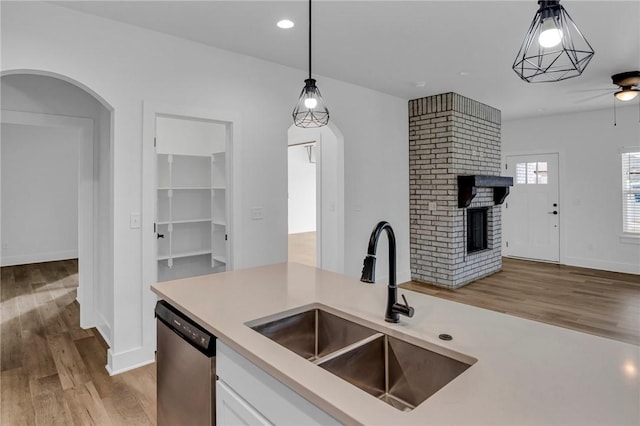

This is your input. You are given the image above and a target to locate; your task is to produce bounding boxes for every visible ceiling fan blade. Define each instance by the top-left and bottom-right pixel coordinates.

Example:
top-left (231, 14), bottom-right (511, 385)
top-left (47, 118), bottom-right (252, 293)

top-left (568, 87), bottom-right (613, 94)
top-left (574, 91), bottom-right (615, 103)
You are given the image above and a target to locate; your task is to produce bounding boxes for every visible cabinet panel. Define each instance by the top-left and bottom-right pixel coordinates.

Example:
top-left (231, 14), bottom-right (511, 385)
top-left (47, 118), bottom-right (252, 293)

top-left (217, 380), bottom-right (271, 426)
top-left (217, 341), bottom-right (341, 426)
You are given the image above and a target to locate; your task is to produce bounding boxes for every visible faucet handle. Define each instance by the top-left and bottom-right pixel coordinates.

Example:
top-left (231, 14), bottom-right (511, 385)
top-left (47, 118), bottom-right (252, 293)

top-left (401, 294), bottom-right (410, 307)
top-left (401, 294), bottom-right (415, 317)
top-left (393, 294), bottom-right (414, 318)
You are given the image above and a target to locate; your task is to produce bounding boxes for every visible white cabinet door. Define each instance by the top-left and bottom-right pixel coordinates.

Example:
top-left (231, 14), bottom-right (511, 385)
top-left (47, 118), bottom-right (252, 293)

top-left (217, 380), bottom-right (272, 426)
top-left (216, 341), bottom-right (341, 426)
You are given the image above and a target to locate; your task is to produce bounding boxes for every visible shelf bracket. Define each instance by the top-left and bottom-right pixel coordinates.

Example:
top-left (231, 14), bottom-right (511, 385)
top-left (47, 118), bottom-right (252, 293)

top-left (457, 175), bottom-right (513, 208)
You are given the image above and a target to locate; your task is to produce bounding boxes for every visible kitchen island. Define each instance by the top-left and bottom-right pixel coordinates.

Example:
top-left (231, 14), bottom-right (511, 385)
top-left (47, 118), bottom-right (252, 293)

top-left (151, 262), bottom-right (639, 425)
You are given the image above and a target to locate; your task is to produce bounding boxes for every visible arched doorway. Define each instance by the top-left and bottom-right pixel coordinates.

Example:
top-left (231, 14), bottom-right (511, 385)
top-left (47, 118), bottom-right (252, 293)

top-left (287, 123), bottom-right (344, 273)
top-left (1, 71), bottom-right (113, 340)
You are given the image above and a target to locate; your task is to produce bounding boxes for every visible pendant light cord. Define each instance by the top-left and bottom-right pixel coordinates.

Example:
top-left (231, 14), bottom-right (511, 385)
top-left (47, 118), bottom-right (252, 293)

top-left (308, 0), bottom-right (312, 80)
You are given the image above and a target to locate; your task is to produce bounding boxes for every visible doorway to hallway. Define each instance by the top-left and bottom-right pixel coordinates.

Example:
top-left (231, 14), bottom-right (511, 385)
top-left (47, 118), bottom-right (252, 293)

top-left (288, 141), bottom-right (317, 267)
top-left (286, 124), bottom-right (344, 272)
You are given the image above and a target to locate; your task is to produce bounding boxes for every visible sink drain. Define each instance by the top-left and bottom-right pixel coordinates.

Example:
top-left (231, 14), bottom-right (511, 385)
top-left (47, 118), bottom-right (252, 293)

top-left (439, 333), bottom-right (452, 341)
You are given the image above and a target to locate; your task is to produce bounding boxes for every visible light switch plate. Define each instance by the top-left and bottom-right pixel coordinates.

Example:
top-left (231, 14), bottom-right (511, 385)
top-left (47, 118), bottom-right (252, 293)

top-left (130, 213), bottom-right (141, 229)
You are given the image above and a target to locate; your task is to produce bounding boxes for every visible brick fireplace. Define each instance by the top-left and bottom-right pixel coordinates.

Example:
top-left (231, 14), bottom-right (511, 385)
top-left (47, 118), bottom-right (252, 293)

top-left (409, 92), bottom-right (507, 289)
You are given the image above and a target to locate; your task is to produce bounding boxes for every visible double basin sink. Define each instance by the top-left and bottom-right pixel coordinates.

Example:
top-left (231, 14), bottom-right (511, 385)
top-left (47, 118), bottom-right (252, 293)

top-left (247, 305), bottom-right (476, 412)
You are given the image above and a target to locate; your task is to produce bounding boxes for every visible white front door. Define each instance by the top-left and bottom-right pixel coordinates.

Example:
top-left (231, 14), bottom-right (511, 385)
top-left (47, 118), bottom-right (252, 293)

top-left (503, 153), bottom-right (560, 262)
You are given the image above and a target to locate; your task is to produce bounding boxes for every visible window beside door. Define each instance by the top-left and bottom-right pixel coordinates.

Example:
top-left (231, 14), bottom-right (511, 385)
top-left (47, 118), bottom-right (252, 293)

top-left (622, 149), bottom-right (640, 234)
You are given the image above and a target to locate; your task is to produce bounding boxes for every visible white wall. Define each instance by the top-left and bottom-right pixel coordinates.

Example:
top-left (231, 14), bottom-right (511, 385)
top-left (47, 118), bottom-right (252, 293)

top-left (156, 116), bottom-right (226, 155)
top-left (502, 106), bottom-right (640, 274)
top-left (288, 144), bottom-right (316, 234)
top-left (1, 2), bottom-right (409, 373)
top-left (1, 123), bottom-right (79, 264)
top-left (1, 73), bottom-right (114, 344)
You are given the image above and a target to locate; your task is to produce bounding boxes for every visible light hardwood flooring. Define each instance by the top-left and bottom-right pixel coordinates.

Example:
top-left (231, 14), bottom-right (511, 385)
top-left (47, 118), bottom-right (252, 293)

top-left (401, 257), bottom-right (640, 346)
top-left (0, 260), bottom-right (156, 425)
top-left (288, 231), bottom-right (316, 267)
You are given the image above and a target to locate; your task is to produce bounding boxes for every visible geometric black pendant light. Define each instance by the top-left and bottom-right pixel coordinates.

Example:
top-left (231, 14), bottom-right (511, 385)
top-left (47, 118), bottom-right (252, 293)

top-left (513, 0), bottom-right (595, 83)
top-left (293, 0), bottom-right (329, 127)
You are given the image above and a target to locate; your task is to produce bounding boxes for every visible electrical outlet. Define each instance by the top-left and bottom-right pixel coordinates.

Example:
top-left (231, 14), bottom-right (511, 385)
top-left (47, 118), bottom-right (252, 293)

top-left (251, 207), bottom-right (264, 220)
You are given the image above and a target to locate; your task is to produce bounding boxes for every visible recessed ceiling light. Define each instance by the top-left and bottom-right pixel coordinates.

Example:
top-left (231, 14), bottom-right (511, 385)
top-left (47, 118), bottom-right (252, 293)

top-left (277, 19), bottom-right (294, 29)
top-left (414, 81), bottom-right (426, 88)
top-left (459, 71), bottom-right (471, 77)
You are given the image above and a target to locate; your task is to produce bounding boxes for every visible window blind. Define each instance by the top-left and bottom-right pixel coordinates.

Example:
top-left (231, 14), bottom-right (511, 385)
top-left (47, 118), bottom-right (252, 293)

top-left (622, 150), bottom-right (640, 234)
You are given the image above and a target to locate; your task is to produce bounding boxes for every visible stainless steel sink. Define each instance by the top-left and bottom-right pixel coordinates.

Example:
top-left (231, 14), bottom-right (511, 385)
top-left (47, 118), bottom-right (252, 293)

top-left (249, 306), bottom-right (475, 411)
top-left (250, 308), bottom-right (377, 361)
top-left (317, 334), bottom-right (471, 412)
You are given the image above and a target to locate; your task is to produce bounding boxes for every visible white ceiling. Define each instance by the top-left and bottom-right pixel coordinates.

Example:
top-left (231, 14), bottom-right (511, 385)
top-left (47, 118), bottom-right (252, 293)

top-left (55, 1), bottom-right (640, 120)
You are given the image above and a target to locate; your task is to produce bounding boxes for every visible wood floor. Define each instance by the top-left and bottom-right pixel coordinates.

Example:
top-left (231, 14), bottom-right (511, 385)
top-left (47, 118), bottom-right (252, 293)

top-left (0, 260), bottom-right (156, 425)
top-left (288, 231), bottom-right (316, 267)
top-left (402, 257), bottom-right (640, 346)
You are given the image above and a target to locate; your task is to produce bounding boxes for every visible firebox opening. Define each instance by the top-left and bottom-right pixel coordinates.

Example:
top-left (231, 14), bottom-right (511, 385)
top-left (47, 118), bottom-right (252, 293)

top-left (467, 208), bottom-right (488, 254)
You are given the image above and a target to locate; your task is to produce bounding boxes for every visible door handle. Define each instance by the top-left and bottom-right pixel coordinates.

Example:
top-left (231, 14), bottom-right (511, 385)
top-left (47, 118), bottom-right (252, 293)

top-left (547, 211), bottom-right (558, 215)
top-left (157, 233), bottom-right (165, 239)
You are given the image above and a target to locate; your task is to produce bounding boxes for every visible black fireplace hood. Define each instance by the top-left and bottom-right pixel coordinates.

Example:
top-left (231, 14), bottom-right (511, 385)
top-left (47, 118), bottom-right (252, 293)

top-left (457, 175), bottom-right (513, 208)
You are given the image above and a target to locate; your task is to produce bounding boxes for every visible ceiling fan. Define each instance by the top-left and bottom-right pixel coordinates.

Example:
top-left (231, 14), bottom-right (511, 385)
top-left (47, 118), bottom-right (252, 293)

top-left (576, 71), bottom-right (640, 103)
top-left (611, 71), bottom-right (640, 102)
top-left (574, 71), bottom-right (640, 125)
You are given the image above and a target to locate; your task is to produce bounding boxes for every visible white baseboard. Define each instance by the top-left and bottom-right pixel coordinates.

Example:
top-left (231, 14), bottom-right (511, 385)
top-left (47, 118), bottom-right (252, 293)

top-left (95, 314), bottom-right (112, 347)
top-left (562, 256), bottom-right (640, 275)
top-left (1, 250), bottom-right (78, 267)
top-left (106, 345), bottom-right (155, 376)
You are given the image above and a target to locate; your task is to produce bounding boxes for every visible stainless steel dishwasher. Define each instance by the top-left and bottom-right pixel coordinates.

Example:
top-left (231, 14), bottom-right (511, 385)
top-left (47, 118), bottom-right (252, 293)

top-left (155, 300), bottom-right (216, 426)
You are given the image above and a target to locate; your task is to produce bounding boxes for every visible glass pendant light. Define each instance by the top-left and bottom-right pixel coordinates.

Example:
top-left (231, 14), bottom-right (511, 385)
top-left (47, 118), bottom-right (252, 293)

top-left (293, 0), bottom-right (329, 128)
top-left (513, 0), bottom-right (594, 83)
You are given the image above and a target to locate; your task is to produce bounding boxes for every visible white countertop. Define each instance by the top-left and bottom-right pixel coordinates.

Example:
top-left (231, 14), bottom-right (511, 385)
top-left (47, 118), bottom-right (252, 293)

top-left (151, 262), bottom-right (640, 425)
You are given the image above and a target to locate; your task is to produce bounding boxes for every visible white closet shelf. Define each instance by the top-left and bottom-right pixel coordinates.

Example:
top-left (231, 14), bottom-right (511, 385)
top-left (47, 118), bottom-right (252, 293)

top-left (158, 186), bottom-right (213, 190)
top-left (158, 249), bottom-right (212, 261)
top-left (213, 255), bottom-right (227, 264)
top-left (156, 140), bottom-right (228, 279)
top-left (157, 218), bottom-right (212, 225)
